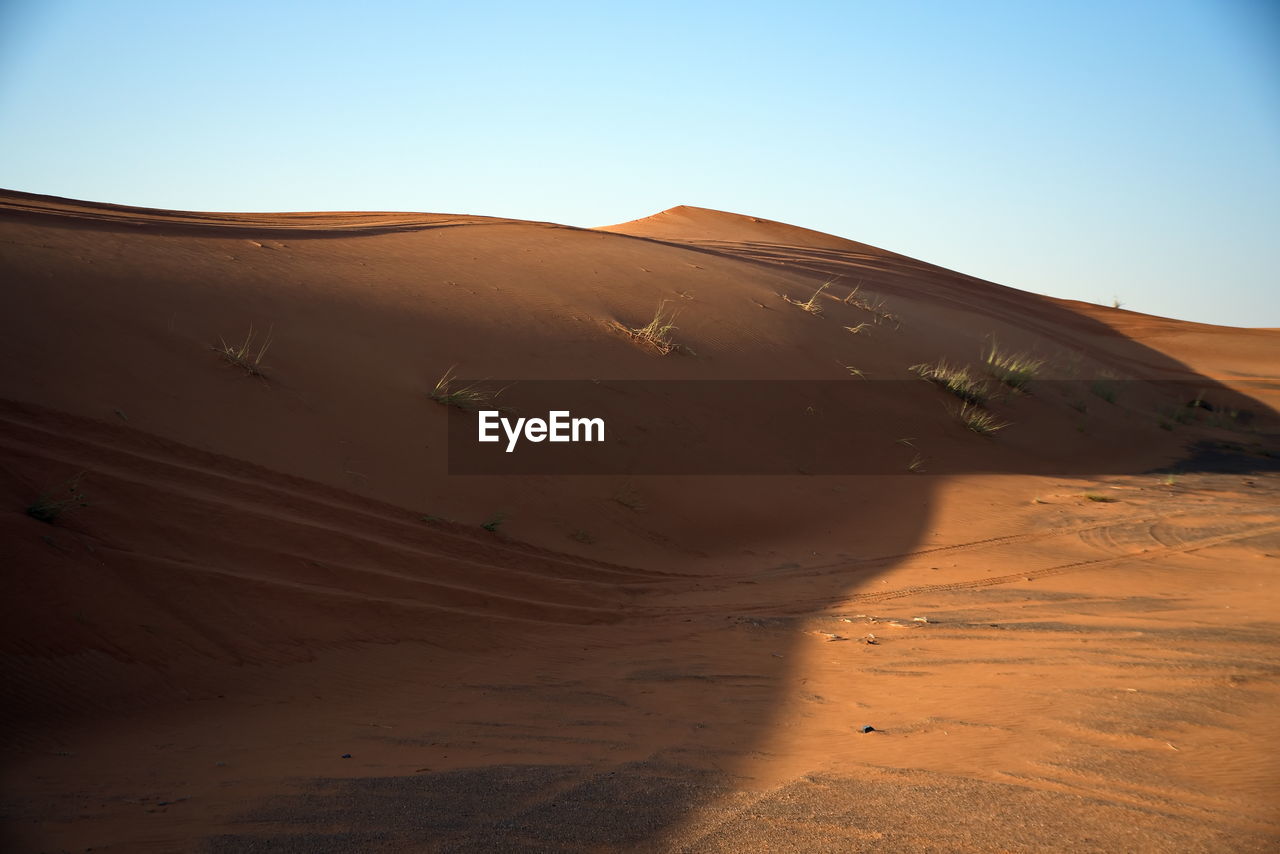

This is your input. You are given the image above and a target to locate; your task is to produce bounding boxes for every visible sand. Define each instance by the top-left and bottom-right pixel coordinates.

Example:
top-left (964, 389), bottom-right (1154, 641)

top-left (1, 189), bottom-right (1277, 851)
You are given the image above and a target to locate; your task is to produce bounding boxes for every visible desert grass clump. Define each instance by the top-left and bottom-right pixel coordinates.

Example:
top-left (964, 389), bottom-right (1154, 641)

top-left (983, 342), bottom-right (1043, 392)
top-left (27, 472), bottom-right (88, 523)
top-left (842, 283), bottom-right (901, 327)
top-left (214, 325), bottom-right (273, 377)
top-left (616, 302), bottom-right (681, 354)
top-left (1084, 493), bottom-right (1118, 503)
top-left (481, 512), bottom-right (506, 532)
top-left (911, 360), bottom-right (989, 406)
top-left (1091, 375), bottom-right (1118, 404)
top-left (612, 486), bottom-right (646, 511)
top-left (783, 282), bottom-right (830, 315)
top-left (428, 366), bottom-right (500, 410)
top-left (954, 403), bottom-right (1008, 435)
top-left (1160, 405), bottom-right (1194, 428)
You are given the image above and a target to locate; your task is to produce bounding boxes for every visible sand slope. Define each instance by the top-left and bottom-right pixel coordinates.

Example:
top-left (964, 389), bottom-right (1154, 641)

top-left (1, 190), bottom-right (1277, 851)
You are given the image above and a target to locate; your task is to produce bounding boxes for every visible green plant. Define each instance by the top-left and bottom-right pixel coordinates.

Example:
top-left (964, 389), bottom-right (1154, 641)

top-left (215, 325), bottom-right (273, 376)
top-left (428, 366), bottom-right (500, 410)
top-left (1206, 408), bottom-right (1244, 430)
top-left (27, 472), bottom-right (88, 523)
top-left (983, 341), bottom-right (1043, 392)
top-left (912, 361), bottom-right (990, 405)
top-left (1159, 405), bottom-right (1194, 427)
top-left (1090, 377), bottom-right (1118, 404)
top-left (1084, 493), bottom-right (1118, 502)
top-left (783, 282), bottom-right (829, 315)
top-left (616, 301), bottom-right (681, 354)
top-left (481, 512), bottom-right (505, 532)
top-left (569, 529), bottom-right (596, 544)
top-left (954, 403), bottom-right (1007, 435)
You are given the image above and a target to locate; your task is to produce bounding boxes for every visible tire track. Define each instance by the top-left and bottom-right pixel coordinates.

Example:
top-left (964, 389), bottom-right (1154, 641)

top-left (756, 520), bottom-right (1280, 613)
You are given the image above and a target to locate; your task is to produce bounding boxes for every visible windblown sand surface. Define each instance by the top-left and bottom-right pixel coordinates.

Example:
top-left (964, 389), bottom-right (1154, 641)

top-left (1, 190), bottom-right (1277, 851)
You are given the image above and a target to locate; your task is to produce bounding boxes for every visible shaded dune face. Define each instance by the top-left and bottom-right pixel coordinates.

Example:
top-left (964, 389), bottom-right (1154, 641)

top-left (1, 191), bottom-right (1277, 850)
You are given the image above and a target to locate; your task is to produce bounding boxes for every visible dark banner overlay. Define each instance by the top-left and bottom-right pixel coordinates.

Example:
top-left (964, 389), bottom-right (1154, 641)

top-left (444, 380), bottom-right (1279, 476)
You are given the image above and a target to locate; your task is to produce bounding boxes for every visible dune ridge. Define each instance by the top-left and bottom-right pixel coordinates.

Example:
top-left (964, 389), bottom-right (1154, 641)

top-left (1, 190), bottom-right (1277, 851)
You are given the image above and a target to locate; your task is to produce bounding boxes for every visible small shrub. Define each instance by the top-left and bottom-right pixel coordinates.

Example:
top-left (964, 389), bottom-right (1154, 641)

top-left (912, 361), bottom-right (989, 406)
top-left (569, 529), bottom-right (596, 544)
top-left (1084, 493), bottom-right (1117, 502)
top-left (27, 472), bottom-right (88, 523)
top-left (215, 325), bottom-right (273, 377)
top-left (481, 513), bottom-right (505, 532)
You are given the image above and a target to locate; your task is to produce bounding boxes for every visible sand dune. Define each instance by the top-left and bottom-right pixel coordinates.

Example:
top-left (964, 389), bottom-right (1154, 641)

top-left (1, 190), bottom-right (1277, 851)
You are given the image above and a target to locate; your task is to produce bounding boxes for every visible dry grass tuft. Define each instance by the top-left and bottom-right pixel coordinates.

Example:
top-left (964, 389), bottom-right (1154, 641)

top-left (612, 486), bottom-right (646, 511)
top-left (428, 366), bottom-right (500, 410)
top-left (26, 472), bottom-right (88, 523)
top-left (783, 282), bottom-right (830, 315)
top-left (911, 360), bottom-right (990, 405)
top-left (215, 325), bottom-right (273, 377)
top-left (954, 403), bottom-right (1008, 435)
top-left (983, 341), bottom-right (1043, 391)
top-left (615, 302), bottom-right (681, 354)
top-left (842, 283), bottom-right (901, 327)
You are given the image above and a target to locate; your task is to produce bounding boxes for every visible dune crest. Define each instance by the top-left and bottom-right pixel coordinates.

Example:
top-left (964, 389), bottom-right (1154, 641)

top-left (597, 204), bottom-right (887, 251)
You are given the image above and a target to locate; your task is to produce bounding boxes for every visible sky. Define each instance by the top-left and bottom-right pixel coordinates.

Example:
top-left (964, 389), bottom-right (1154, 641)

top-left (1, 0), bottom-right (1277, 327)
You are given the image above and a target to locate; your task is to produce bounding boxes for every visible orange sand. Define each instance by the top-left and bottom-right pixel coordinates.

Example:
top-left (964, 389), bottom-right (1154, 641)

top-left (1, 190), bottom-right (1277, 851)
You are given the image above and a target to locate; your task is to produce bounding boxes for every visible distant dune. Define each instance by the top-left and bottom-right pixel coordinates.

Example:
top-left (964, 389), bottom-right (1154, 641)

top-left (2, 190), bottom-right (1277, 851)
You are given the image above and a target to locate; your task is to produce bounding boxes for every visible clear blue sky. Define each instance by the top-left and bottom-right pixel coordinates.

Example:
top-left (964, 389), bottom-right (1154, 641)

top-left (2, 0), bottom-right (1277, 327)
